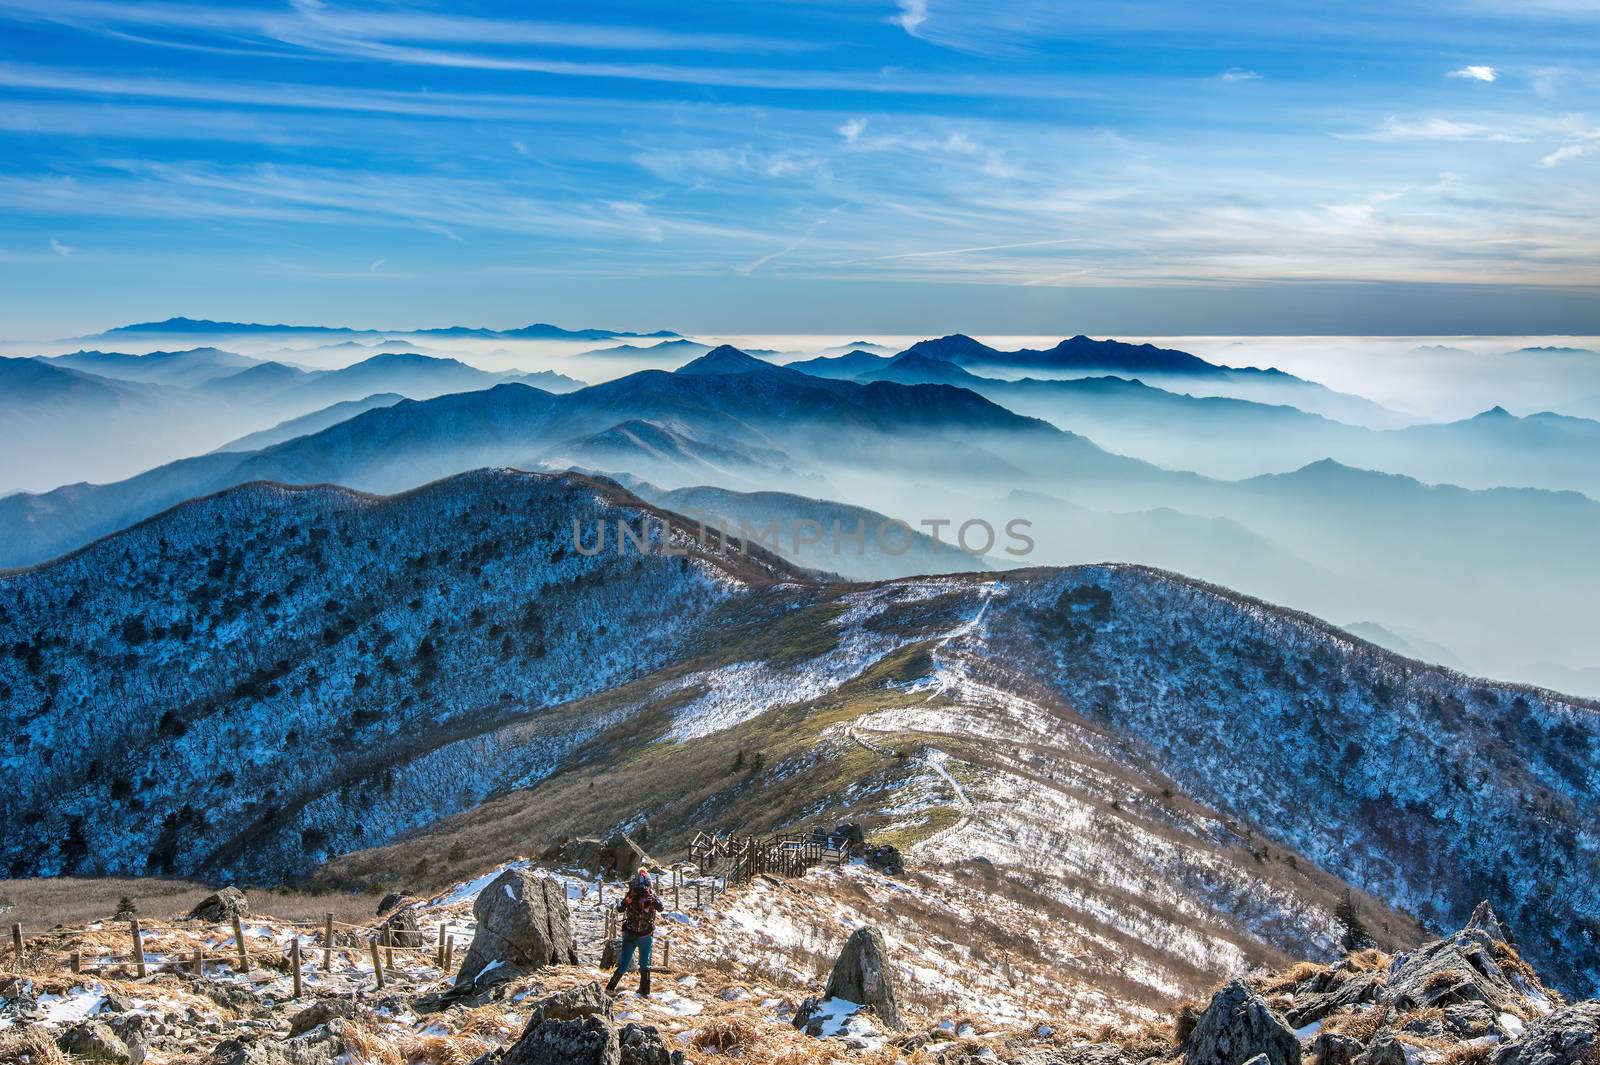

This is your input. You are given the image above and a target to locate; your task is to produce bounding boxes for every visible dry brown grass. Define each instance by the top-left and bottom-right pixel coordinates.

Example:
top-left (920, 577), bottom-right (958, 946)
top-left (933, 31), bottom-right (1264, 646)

top-left (1422, 970), bottom-right (1459, 992)
top-left (1394, 1006), bottom-right (1445, 1032)
top-left (1323, 1006), bottom-right (1388, 1042)
top-left (1115, 1020), bottom-right (1177, 1060)
top-left (0, 1026), bottom-right (69, 1065)
top-left (1258, 961), bottom-right (1326, 995)
top-left (1347, 949), bottom-right (1390, 972)
top-left (1439, 1043), bottom-right (1494, 1065)
top-left (0, 876), bottom-right (389, 934)
top-left (1170, 999), bottom-right (1205, 1046)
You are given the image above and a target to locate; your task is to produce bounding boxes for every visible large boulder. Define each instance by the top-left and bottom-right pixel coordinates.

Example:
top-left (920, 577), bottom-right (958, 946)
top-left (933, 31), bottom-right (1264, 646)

top-left (526, 983), bottom-right (611, 1026)
top-left (618, 1024), bottom-right (685, 1065)
top-left (502, 1016), bottom-right (618, 1065)
top-left (829, 824), bottom-right (867, 857)
top-left (1181, 980), bottom-right (1301, 1065)
top-left (817, 926), bottom-right (903, 1031)
top-left (541, 834), bottom-right (649, 879)
top-left (380, 905), bottom-right (428, 949)
top-left (1493, 1002), bottom-right (1600, 1065)
top-left (455, 869), bottom-right (578, 990)
top-left (601, 833), bottom-right (649, 879)
top-left (375, 892), bottom-right (413, 916)
top-left (189, 887), bottom-right (250, 923)
top-left (57, 1020), bottom-right (131, 1063)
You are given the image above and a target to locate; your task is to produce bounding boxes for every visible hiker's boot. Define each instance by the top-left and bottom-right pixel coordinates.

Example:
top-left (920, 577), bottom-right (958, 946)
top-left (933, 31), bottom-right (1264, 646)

top-left (638, 967), bottom-right (652, 998)
top-left (606, 967), bottom-right (624, 994)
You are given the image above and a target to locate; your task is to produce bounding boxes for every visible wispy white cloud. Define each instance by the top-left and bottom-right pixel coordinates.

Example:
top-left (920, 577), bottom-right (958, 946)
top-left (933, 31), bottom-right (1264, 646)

top-left (892, 0), bottom-right (929, 37)
top-left (1448, 65), bottom-right (1498, 82)
top-left (838, 117), bottom-right (869, 144)
top-left (1338, 116), bottom-right (1528, 142)
top-left (1219, 68), bottom-right (1262, 82)
top-left (50, 238), bottom-right (73, 256)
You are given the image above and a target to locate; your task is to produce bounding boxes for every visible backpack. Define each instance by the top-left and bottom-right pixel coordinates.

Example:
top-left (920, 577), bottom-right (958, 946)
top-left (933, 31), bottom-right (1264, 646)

top-left (622, 885), bottom-right (659, 936)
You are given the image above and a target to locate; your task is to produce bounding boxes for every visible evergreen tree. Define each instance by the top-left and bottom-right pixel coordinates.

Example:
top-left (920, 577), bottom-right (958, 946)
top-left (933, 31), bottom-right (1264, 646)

top-left (1335, 890), bottom-right (1371, 950)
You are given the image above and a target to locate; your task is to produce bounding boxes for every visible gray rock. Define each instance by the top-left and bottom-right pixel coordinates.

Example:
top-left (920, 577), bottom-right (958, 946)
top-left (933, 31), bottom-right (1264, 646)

top-left (376, 892), bottom-right (413, 916)
top-left (602, 833), bottom-right (650, 879)
top-left (1181, 980), bottom-right (1301, 1065)
top-left (1492, 1001), bottom-right (1600, 1065)
top-left (58, 1020), bottom-right (131, 1063)
top-left (208, 1020), bottom-right (348, 1065)
top-left (1309, 1032), bottom-right (1363, 1065)
top-left (1284, 970), bottom-right (1384, 1027)
top-left (1384, 919), bottom-right (1524, 1013)
top-left (822, 926), bottom-right (903, 1031)
top-left (287, 1000), bottom-right (361, 1038)
top-left (864, 844), bottom-right (905, 876)
top-left (540, 834), bottom-right (649, 879)
top-left (1357, 1030), bottom-right (1407, 1065)
top-left (618, 1023), bottom-right (685, 1065)
top-left (526, 982), bottom-right (612, 1026)
top-left (380, 905), bottom-right (428, 949)
top-left (455, 868), bottom-right (579, 990)
top-left (502, 1016), bottom-right (620, 1065)
top-left (190, 887), bottom-right (250, 923)
top-left (1467, 901), bottom-right (1512, 945)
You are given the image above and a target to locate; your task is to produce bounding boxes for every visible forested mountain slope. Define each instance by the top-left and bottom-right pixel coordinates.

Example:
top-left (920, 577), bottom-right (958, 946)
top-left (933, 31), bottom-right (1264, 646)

top-left (2, 469), bottom-right (1596, 993)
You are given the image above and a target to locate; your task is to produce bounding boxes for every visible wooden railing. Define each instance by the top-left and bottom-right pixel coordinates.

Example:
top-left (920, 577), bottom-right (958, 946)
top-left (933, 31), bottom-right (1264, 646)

top-left (688, 829), bottom-right (838, 886)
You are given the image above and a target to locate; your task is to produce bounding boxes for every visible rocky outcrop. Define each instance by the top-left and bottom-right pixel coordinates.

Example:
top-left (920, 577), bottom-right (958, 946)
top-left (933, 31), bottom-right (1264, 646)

top-left (794, 925), bottom-right (905, 1034)
top-left (1385, 906), bottom-right (1527, 1014)
top-left (485, 984), bottom-right (680, 1065)
top-left (1181, 980), bottom-right (1300, 1065)
top-left (1492, 1002), bottom-right (1600, 1065)
top-left (454, 868), bottom-right (578, 990)
top-left (189, 888), bottom-right (250, 923)
top-left (1282, 967), bottom-right (1383, 1027)
top-left (541, 833), bottom-right (651, 879)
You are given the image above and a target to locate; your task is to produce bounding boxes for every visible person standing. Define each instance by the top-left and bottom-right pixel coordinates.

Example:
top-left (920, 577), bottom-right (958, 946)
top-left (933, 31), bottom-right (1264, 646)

top-left (606, 867), bottom-right (665, 997)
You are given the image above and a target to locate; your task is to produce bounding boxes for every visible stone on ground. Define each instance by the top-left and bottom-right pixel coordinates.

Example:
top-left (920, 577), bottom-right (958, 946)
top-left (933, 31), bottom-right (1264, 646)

top-left (455, 868), bottom-right (579, 990)
top-left (189, 887), bottom-right (250, 923)
top-left (1181, 979), bottom-right (1301, 1065)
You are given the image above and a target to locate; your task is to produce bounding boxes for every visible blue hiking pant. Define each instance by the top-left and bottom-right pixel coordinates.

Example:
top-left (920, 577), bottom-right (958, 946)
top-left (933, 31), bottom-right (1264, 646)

top-left (615, 931), bottom-right (654, 974)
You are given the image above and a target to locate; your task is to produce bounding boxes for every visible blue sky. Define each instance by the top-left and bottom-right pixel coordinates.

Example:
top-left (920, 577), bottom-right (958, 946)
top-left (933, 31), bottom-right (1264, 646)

top-left (1, 0), bottom-right (1598, 337)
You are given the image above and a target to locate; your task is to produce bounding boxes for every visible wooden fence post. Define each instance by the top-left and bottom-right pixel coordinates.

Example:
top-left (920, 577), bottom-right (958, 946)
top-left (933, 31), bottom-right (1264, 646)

top-left (130, 919), bottom-right (146, 979)
top-left (192, 947), bottom-right (204, 979)
top-left (71, 949), bottom-right (82, 974)
top-left (383, 925), bottom-right (393, 970)
top-left (290, 937), bottom-right (303, 999)
top-left (444, 935), bottom-right (454, 972)
top-left (324, 914), bottom-right (334, 973)
top-left (435, 923), bottom-right (445, 969)
top-left (662, 939), bottom-right (670, 971)
top-left (10, 924), bottom-right (20, 973)
top-left (369, 938), bottom-right (385, 991)
top-left (232, 914), bottom-right (250, 973)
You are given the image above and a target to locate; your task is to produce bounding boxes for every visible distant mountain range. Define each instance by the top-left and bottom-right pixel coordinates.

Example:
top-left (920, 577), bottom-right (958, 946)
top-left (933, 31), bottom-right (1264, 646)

top-left (80, 317), bottom-right (680, 343)
top-left (838, 352), bottom-right (1600, 496)
top-left (0, 348), bottom-right (585, 496)
top-left (4, 343), bottom-right (1597, 692)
